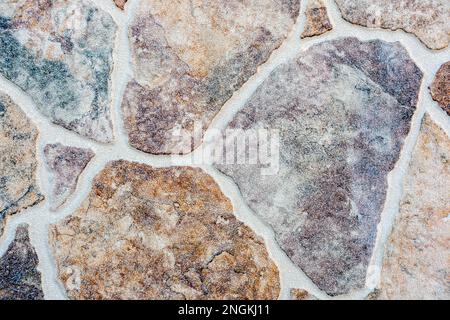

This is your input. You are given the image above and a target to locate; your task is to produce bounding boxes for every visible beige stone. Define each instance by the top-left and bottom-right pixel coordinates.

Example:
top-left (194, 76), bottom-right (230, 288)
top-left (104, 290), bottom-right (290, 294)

top-left (50, 160), bottom-right (280, 300)
top-left (377, 116), bottom-right (450, 299)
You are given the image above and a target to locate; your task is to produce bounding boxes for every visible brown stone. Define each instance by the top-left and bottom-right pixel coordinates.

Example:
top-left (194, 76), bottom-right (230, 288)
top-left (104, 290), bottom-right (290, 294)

top-left (301, 0), bottom-right (332, 38)
top-left (114, 0), bottom-right (127, 10)
top-left (0, 93), bottom-right (43, 237)
top-left (291, 289), bottom-right (318, 300)
top-left (44, 143), bottom-right (95, 210)
top-left (376, 116), bottom-right (450, 300)
top-left (430, 62), bottom-right (450, 115)
top-left (122, 0), bottom-right (300, 154)
top-left (50, 160), bottom-right (280, 300)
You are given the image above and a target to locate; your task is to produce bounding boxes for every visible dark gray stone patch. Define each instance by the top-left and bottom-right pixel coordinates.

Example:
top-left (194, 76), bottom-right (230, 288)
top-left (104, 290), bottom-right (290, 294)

top-left (0, 224), bottom-right (44, 300)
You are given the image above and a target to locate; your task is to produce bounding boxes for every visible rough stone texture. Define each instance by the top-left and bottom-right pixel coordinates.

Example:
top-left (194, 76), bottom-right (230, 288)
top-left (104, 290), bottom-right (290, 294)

top-left (113, 0), bottom-right (127, 10)
top-left (122, 0), bottom-right (300, 154)
top-left (0, 224), bottom-right (44, 300)
top-left (50, 160), bottom-right (280, 300)
top-left (290, 289), bottom-right (318, 300)
top-left (430, 62), bottom-right (450, 115)
top-left (0, 0), bottom-right (117, 142)
top-left (301, 0), bottom-right (332, 38)
top-left (216, 38), bottom-right (423, 295)
top-left (334, 0), bottom-right (450, 50)
top-left (376, 116), bottom-right (450, 300)
top-left (44, 143), bottom-right (95, 210)
top-left (0, 93), bottom-right (43, 237)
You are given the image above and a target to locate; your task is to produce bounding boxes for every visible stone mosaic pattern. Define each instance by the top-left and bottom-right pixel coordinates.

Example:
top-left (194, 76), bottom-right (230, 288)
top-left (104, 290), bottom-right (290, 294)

top-left (0, 0), bottom-right (448, 301)
top-left (0, 224), bottom-right (44, 300)
top-left (50, 161), bottom-right (279, 300)
top-left (301, 0), bottom-right (333, 38)
top-left (0, 0), bottom-right (117, 142)
top-left (0, 93), bottom-right (43, 237)
top-left (375, 116), bottom-right (450, 300)
top-left (216, 37), bottom-right (423, 295)
top-left (44, 143), bottom-right (94, 210)
top-left (122, 0), bottom-right (300, 154)
top-left (430, 62), bottom-right (450, 115)
top-left (334, 0), bottom-right (450, 50)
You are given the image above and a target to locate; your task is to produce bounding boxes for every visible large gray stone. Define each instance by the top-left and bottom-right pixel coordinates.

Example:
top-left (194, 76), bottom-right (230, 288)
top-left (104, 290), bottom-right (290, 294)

top-left (216, 38), bottom-right (423, 295)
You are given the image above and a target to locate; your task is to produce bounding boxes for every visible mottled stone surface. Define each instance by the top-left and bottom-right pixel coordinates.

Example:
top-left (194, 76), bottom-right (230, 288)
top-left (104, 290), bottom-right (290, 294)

top-left (44, 143), bottom-right (94, 210)
top-left (0, 224), bottom-right (44, 300)
top-left (0, 0), bottom-right (117, 142)
top-left (0, 93), bottom-right (43, 237)
top-left (335, 0), bottom-right (450, 50)
top-left (290, 289), bottom-right (318, 300)
top-left (301, 0), bottom-right (332, 38)
top-left (122, 0), bottom-right (300, 154)
top-left (113, 0), bottom-right (127, 10)
top-left (376, 116), bottom-right (450, 300)
top-left (430, 62), bottom-right (450, 115)
top-left (50, 160), bottom-right (279, 300)
top-left (216, 38), bottom-right (423, 295)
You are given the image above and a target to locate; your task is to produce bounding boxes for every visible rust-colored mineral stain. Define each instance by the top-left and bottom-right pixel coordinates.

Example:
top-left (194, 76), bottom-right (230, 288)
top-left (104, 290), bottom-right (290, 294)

top-left (430, 62), bottom-right (450, 115)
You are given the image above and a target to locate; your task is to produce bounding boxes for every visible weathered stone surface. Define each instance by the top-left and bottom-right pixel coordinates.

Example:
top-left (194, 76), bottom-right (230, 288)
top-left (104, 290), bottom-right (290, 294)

top-left (290, 289), bottom-right (318, 300)
top-left (50, 160), bottom-right (280, 300)
top-left (430, 62), bottom-right (450, 115)
top-left (122, 0), bottom-right (300, 154)
top-left (301, 0), bottom-right (332, 38)
top-left (216, 38), bottom-right (423, 295)
top-left (0, 224), bottom-right (44, 300)
top-left (113, 0), bottom-right (127, 10)
top-left (0, 0), bottom-right (117, 142)
top-left (376, 116), bottom-right (450, 300)
top-left (334, 0), bottom-right (450, 50)
top-left (0, 93), bottom-right (43, 237)
top-left (44, 143), bottom-right (94, 210)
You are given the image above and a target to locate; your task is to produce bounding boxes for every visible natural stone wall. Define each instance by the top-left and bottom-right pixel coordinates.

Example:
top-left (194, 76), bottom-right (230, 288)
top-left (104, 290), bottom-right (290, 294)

top-left (0, 0), bottom-right (448, 301)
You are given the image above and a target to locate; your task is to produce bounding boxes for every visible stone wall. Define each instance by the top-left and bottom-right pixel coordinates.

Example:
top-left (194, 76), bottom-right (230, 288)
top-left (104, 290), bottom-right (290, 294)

top-left (0, 0), bottom-right (448, 300)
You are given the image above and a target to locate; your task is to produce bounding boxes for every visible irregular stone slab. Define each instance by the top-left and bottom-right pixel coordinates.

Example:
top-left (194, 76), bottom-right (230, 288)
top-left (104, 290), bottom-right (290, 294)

top-left (113, 0), bottom-right (127, 10)
top-left (0, 93), bottom-right (43, 237)
top-left (0, 0), bottom-right (117, 142)
top-left (334, 0), bottom-right (450, 50)
top-left (122, 0), bottom-right (300, 154)
top-left (301, 0), bottom-right (332, 38)
top-left (430, 61), bottom-right (450, 115)
top-left (50, 160), bottom-right (279, 300)
top-left (44, 143), bottom-right (94, 210)
top-left (376, 116), bottom-right (450, 300)
top-left (0, 224), bottom-right (44, 300)
top-left (291, 289), bottom-right (318, 300)
top-left (216, 38), bottom-right (423, 295)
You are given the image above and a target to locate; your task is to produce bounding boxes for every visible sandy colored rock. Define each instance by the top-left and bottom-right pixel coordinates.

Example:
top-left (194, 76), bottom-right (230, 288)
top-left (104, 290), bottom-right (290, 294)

top-left (44, 143), bottom-right (94, 210)
top-left (334, 0), bottom-right (450, 50)
top-left (122, 0), bottom-right (300, 154)
top-left (301, 0), bottom-right (332, 38)
top-left (0, 93), bottom-right (43, 237)
top-left (376, 116), bottom-right (450, 300)
top-left (216, 38), bottom-right (422, 295)
top-left (0, 224), bottom-right (44, 300)
top-left (113, 0), bottom-right (127, 10)
top-left (50, 160), bottom-right (280, 300)
top-left (430, 61), bottom-right (450, 115)
top-left (290, 289), bottom-right (318, 300)
top-left (0, 0), bottom-right (117, 142)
